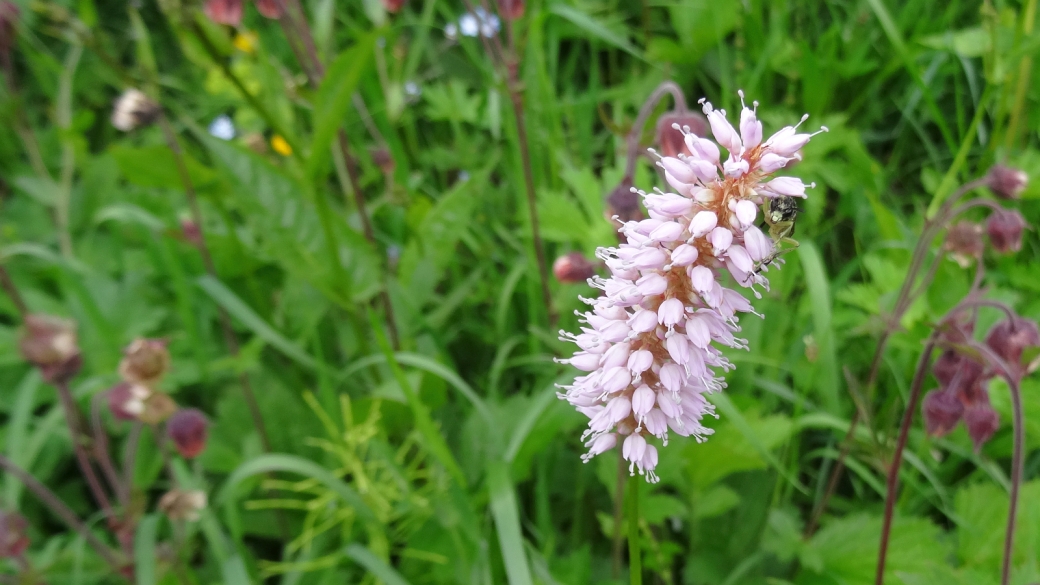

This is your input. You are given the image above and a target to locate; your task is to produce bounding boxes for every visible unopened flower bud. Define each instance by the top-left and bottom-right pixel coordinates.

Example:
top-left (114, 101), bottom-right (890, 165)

top-left (0, 1), bottom-right (19, 59)
top-left (986, 165), bottom-right (1028, 200)
top-left (943, 221), bottom-right (984, 266)
top-left (553, 252), bottom-right (597, 284)
top-left (964, 403), bottom-right (999, 451)
top-left (254, 0), bottom-right (283, 18)
top-left (371, 147), bottom-right (395, 174)
top-left (0, 510), bottom-right (29, 558)
top-left (655, 111), bottom-right (708, 158)
top-left (111, 89), bottom-right (160, 132)
top-left (382, 0), bottom-right (407, 12)
top-left (158, 489), bottom-right (207, 522)
top-left (497, 0), bottom-right (524, 20)
top-left (986, 209), bottom-right (1027, 254)
top-left (167, 409), bottom-right (209, 458)
top-left (922, 389), bottom-right (963, 437)
top-left (204, 0), bottom-right (243, 25)
top-left (19, 315), bottom-right (81, 384)
top-left (606, 178), bottom-right (642, 227)
top-left (118, 338), bottom-right (171, 385)
top-left (180, 218), bottom-right (203, 247)
top-left (985, 317), bottom-right (1040, 378)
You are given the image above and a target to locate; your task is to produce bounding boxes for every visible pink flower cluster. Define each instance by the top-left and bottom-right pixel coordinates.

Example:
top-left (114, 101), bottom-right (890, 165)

top-left (557, 93), bottom-right (825, 482)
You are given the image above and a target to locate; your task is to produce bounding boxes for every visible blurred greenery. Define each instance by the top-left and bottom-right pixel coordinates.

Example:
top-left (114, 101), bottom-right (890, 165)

top-left (0, 0), bottom-right (1039, 583)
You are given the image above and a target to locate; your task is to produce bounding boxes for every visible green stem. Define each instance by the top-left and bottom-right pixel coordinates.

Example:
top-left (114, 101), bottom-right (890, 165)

top-left (628, 474), bottom-right (642, 585)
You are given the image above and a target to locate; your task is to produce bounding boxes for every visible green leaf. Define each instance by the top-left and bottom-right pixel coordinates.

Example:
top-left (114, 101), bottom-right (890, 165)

top-left (548, 4), bottom-right (644, 60)
top-left (308, 35), bottom-right (377, 177)
top-left (4, 371), bottom-right (41, 507)
top-left (798, 242), bottom-right (840, 414)
top-left (919, 27), bottom-right (990, 58)
top-left (134, 515), bottom-right (160, 585)
top-left (219, 453), bottom-right (375, 522)
top-left (197, 275), bottom-right (319, 371)
top-left (344, 544), bottom-right (412, 585)
top-left (488, 461), bottom-right (534, 585)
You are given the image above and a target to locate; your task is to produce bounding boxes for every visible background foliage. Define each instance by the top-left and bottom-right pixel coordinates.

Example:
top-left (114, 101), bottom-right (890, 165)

top-left (1, 0), bottom-right (1039, 583)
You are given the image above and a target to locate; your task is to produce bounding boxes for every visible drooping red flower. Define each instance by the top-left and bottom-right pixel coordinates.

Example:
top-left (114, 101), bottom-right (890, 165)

top-left (922, 388), bottom-right (963, 437)
top-left (964, 403), bottom-right (1000, 451)
top-left (255, 0), bottom-right (283, 19)
top-left (497, 0), bottom-right (525, 20)
top-left (987, 164), bottom-right (1028, 200)
top-left (382, 0), bottom-right (407, 12)
top-left (553, 252), bottom-right (597, 284)
top-left (205, 0), bottom-right (244, 26)
top-left (986, 209), bottom-right (1027, 254)
top-left (985, 317), bottom-right (1040, 378)
top-left (655, 111), bottom-right (709, 158)
top-left (0, 510), bottom-right (29, 558)
top-left (19, 314), bottom-right (82, 384)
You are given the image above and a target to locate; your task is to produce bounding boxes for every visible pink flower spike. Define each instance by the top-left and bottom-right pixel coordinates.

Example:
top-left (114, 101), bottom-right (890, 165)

top-left (622, 433), bottom-right (647, 463)
top-left (734, 200), bottom-right (757, 228)
top-left (658, 298), bottom-right (686, 327)
top-left (689, 265), bottom-right (715, 293)
top-left (764, 177), bottom-right (808, 197)
top-left (628, 350), bottom-right (654, 374)
top-left (689, 211), bottom-right (718, 238)
top-left (660, 157), bottom-right (697, 184)
top-left (709, 227), bottom-right (733, 254)
top-left (669, 244), bottom-right (699, 266)
top-left (632, 384), bottom-right (656, 417)
top-left (743, 226), bottom-right (772, 261)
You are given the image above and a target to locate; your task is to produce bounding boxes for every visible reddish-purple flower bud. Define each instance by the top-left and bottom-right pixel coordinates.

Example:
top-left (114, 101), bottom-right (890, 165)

top-left (119, 338), bottom-right (171, 385)
top-left (371, 147), bottom-right (395, 175)
top-left (986, 209), bottom-right (1027, 254)
top-left (654, 111), bottom-right (708, 158)
top-left (254, 0), bottom-right (283, 18)
top-left (205, 0), bottom-right (243, 25)
top-left (167, 409), bottom-right (209, 459)
top-left (0, 510), bottom-right (29, 558)
top-left (0, 1), bottom-right (18, 59)
top-left (943, 221), bottom-right (984, 266)
top-left (606, 177), bottom-right (642, 228)
top-left (19, 314), bottom-right (82, 385)
top-left (932, 350), bottom-right (985, 392)
top-left (553, 252), bottom-right (596, 284)
top-left (382, 0), bottom-right (407, 12)
top-left (497, 0), bottom-right (525, 20)
top-left (985, 317), bottom-right (1040, 378)
top-left (964, 403), bottom-right (999, 451)
top-left (922, 388), bottom-right (963, 437)
top-left (987, 164), bottom-right (1028, 200)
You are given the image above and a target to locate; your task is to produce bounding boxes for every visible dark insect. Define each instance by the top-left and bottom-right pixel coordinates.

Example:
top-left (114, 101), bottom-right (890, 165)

top-left (754, 196), bottom-right (800, 274)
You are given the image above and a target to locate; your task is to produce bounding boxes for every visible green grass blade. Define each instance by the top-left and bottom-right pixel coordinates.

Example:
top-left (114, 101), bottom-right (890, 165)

top-left (344, 544), bottom-right (412, 585)
top-left (548, 4), bottom-right (644, 61)
top-left (488, 461), bottom-right (534, 585)
top-left (134, 515), bottom-right (159, 585)
top-left (197, 274), bottom-right (319, 370)
top-left (218, 453), bottom-right (375, 522)
top-left (797, 242), bottom-right (840, 415)
top-left (4, 371), bottom-right (40, 507)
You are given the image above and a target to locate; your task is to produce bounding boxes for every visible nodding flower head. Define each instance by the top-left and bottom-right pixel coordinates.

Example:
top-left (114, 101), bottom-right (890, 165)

top-left (986, 208), bottom-right (1027, 254)
top-left (554, 252), bottom-right (597, 284)
top-left (556, 92), bottom-right (824, 482)
top-left (19, 314), bottom-right (81, 384)
top-left (204, 0), bottom-right (243, 25)
top-left (986, 164), bottom-right (1028, 200)
top-left (655, 111), bottom-right (709, 159)
top-left (0, 510), bottom-right (29, 558)
top-left (167, 408), bottom-right (209, 458)
top-left (255, 0), bottom-right (283, 18)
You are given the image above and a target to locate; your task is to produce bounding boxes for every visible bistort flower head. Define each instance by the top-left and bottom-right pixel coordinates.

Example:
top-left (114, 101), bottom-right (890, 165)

top-left (556, 92), bottom-right (825, 482)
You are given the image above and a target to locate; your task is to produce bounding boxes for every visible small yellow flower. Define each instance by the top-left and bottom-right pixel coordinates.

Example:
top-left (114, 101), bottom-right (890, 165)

top-left (270, 135), bottom-right (293, 157)
top-left (233, 31), bottom-right (258, 54)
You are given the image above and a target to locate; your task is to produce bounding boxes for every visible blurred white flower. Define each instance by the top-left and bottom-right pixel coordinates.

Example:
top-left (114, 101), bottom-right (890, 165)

top-left (208, 114), bottom-right (236, 141)
top-left (404, 81), bottom-right (421, 100)
top-left (445, 22), bottom-right (458, 40)
top-left (111, 89), bottom-right (159, 132)
top-left (449, 8), bottom-right (500, 39)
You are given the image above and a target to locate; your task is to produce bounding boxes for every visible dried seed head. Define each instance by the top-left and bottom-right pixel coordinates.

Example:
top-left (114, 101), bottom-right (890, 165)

top-left (158, 489), bottom-right (207, 522)
top-left (111, 89), bottom-right (160, 132)
top-left (986, 209), bottom-right (1027, 254)
top-left (254, 0), bottom-right (283, 18)
top-left (654, 112), bottom-right (709, 158)
top-left (167, 409), bottom-right (209, 458)
top-left (943, 221), bottom-right (984, 266)
top-left (986, 164), bottom-right (1028, 200)
top-left (964, 402), bottom-right (1000, 451)
top-left (985, 317), bottom-right (1040, 378)
top-left (139, 392), bottom-right (179, 426)
top-left (553, 252), bottom-right (597, 284)
top-left (204, 0), bottom-right (243, 25)
top-left (0, 510), bottom-right (29, 558)
top-left (921, 388), bottom-right (963, 437)
top-left (497, 0), bottom-right (525, 20)
top-left (119, 338), bottom-right (171, 385)
top-left (19, 314), bottom-right (82, 384)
